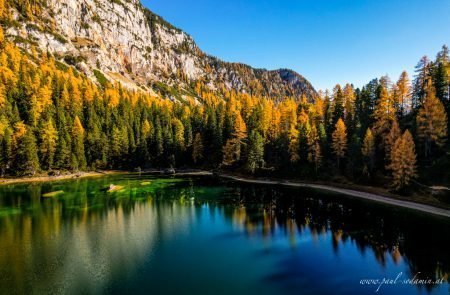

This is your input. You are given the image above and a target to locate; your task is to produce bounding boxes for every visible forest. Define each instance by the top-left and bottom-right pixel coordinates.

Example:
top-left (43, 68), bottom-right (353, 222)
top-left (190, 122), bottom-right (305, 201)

top-left (0, 25), bottom-right (449, 191)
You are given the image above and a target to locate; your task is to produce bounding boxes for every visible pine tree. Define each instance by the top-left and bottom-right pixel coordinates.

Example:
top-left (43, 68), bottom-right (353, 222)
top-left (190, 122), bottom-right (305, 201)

top-left (13, 124), bottom-right (40, 176)
top-left (416, 85), bottom-right (448, 157)
top-left (433, 45), bottom-right (450, 117)
top-left (246, 131), bottom-right (264, 173)
top-left (332, 119), bottom-right (347, 168)
top-left (192, 132), bottom-right (203, 164)
top-left (413, 56), bottom-right (432, 109)
top-left (288, 124), bottom-right (300, 163)
top-left (361, 128), bottom-right (375, 177)
top-left (389, 130), bottom-right (417, 190)
top-left (72, 116), bottom-right (86, 170)
top-left (332, 85), bottom-right (345, 125)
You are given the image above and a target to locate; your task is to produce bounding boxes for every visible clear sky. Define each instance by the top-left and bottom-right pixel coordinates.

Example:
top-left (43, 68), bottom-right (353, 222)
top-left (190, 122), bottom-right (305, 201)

top-left (141, 0), bottom-right (450, 91)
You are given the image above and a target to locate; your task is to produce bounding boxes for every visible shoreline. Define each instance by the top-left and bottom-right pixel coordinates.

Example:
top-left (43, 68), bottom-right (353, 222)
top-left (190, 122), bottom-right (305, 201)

top-left (218, 174), bottom-right (450, 218)
top-left (1, 170), bottom-right (448, 218)
top-left (0, 171), bottom-right (120, 186)
top-left (0, 170), bottom-right (213, 186)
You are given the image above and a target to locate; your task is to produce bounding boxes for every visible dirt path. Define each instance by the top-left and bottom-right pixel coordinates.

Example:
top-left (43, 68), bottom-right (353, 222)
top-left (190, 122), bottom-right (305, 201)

top-left (219, 174), bottom-right (450, 218)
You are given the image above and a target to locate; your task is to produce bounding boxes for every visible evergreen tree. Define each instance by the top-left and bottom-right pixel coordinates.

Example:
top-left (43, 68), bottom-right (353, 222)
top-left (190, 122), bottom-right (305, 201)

top-left (72, 116), bottom-right (86, 170)
top-left (192, 133), bottom-right (203, 164)
top-left (413, 56), bottom-right (432, 109)
top-left (433, 45), bottom-right (450, 124)
top-left (332, 85), bottom-right (345, 125)
top-left (13, 124), bottom-right (40, 176)
top-left (246, 131), bottom-right (265, 173)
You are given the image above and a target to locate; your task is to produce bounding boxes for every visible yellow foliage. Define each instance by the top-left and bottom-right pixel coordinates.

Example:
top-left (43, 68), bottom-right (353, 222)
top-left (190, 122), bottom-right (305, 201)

top-left (0, 26), bottom-right (4, 45)
top-left (416, 86), bottom-right (448, 156)
top-left (0, 115), bottom-right (8, 137)
top-left (280, 99), bottom-right (297, 134)
top-left (233, 112), bottom-right (247, 140)
top-left (141, 120), bottom-right (152, 138)
top-left (0, 83), bottom-right (5, 107)
top-left (373, 86), bottom-right (396, 135)
top-left (332, 119), bottom-right (347, 166)
top-left (40, 120), bottom-right (58, 159)
top-left (12, 122), bottom-right (27, 149)
top-left (32, 82), bottom-right (52, 121)
top-left (72, 116), bottom-right (85, 137)
top-left (389, 130), bottom-right (417, 190)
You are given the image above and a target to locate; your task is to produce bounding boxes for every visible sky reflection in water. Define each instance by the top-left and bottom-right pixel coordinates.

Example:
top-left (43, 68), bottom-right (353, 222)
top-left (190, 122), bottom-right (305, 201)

top-left (0, 174), bottom-right (448, 295)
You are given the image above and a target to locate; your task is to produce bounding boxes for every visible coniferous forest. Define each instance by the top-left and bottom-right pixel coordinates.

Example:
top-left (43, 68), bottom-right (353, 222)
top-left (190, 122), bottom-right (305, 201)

top-left (0, 25), bottom-right (449, 191)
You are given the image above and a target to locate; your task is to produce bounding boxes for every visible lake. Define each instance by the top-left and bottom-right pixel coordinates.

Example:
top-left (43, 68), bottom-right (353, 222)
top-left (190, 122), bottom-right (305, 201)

top-left (0, 174), bottom-right (448, 295)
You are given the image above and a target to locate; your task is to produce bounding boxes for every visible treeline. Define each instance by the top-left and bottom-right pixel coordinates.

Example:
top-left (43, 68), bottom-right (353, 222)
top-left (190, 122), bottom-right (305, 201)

top-left (0, 27), bottom-right (449, 190)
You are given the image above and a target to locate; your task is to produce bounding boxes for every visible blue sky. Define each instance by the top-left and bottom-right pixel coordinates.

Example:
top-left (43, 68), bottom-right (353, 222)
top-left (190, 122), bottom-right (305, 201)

top-left (142, 0), bottom-right (450, 91)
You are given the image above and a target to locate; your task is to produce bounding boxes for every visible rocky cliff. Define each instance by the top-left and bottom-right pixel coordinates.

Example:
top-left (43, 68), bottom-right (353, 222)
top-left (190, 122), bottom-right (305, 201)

top-left (3, 0), bottom-right (317, 100)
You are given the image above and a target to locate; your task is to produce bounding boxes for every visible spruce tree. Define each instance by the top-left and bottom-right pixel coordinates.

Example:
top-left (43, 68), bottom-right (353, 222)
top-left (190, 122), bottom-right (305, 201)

top-left (246, 131), bottom-right (264, 173)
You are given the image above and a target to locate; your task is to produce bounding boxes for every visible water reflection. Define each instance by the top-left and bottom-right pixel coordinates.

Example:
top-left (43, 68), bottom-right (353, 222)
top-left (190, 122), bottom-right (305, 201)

top-left (221, 184), bottom-right (449, 287)
top-left (0, 175), bottom-right (448, 294)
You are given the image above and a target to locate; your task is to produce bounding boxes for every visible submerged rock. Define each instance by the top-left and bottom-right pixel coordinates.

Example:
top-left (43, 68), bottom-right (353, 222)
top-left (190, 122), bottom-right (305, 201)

top-left (107, 185), bottom-right (124, 193)
top-left (42, 191), bottom-right (64, 198)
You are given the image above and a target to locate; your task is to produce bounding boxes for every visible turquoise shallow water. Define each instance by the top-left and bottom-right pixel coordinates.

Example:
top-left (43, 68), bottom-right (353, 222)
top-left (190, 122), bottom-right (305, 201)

top-left (0, 174), bottom-right (448, 295)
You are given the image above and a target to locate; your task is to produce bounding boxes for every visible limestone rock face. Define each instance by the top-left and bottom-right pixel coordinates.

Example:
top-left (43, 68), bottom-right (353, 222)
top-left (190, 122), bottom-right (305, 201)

top-left (6, 0), bottom-right (317, 99)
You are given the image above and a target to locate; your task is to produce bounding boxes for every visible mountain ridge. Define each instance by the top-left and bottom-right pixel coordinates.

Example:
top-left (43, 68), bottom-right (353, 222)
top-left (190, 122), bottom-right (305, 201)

top-left (2, 0), bottom-right (317, 101)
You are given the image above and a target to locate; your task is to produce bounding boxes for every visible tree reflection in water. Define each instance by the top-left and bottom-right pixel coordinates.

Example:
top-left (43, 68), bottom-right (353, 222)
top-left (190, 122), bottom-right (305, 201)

top-left (0, 175), bottom-right (448, 294)
top-left (218, 183), bottom-right (449, 290)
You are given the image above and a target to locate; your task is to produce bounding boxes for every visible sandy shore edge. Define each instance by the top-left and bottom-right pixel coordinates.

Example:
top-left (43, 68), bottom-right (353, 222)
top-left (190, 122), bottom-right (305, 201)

top-left (0, 171), bottom-right (120, 186)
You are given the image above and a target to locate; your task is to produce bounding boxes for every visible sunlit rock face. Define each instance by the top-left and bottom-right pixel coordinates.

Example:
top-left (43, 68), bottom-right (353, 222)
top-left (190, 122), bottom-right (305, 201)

top-left (5, 0), bottom-right (317, 100)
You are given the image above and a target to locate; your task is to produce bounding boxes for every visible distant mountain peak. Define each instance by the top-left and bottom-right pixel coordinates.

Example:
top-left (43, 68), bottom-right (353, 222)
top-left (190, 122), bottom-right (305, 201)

top-left (3, 0), bottom-right (317, 101)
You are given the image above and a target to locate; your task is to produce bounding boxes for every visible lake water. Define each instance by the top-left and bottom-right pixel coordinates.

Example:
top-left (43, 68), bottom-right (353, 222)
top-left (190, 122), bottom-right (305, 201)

top-left (0, 174), bottom-right (448, 295)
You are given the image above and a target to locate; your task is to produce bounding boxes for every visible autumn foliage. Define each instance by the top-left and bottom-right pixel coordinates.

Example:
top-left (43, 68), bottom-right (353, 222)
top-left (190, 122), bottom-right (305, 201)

top-left (0, 35), bottom-right (449, 191)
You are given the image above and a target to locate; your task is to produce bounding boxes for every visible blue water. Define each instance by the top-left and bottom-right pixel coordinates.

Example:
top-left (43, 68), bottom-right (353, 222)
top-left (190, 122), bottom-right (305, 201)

top-left (0, 174), bottom-right (448, 294)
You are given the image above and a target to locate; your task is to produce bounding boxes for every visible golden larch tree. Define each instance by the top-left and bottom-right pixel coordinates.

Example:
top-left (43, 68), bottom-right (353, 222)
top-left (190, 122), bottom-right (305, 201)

top-left (307, 125), bottom-right (322, 173)
top-left (389, 130), bottom-right (417, 190)
top-left (332, 118), bottom-right (347, 168)
top-left (40, 119), bottom-right (58, 169)
top-left (394, 71), bottom-right (412, 116)
top-left (416, 86), bottom-right (448, 157)
top-left (373, 86), bottom-right (396, 135)
top-left (384, 118), bottom-right (401, 166)
top-left (222, 113), bottom-right (248, 166)
top-left (362, 128), bottom-right (375, 176)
